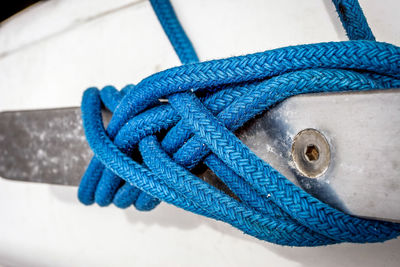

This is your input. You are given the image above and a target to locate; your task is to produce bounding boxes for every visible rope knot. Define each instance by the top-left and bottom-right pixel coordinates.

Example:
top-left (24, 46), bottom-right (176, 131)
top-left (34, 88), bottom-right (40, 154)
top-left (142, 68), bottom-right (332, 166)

top-left (77, 0), bottom-right (400, 246)
top-left (78, 41), bottom-right (400, 246)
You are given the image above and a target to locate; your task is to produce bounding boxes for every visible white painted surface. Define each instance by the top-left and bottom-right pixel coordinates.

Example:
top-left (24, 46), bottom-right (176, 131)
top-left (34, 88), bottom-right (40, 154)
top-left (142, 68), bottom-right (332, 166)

top-left (0, 0), bottom-right (399, 266)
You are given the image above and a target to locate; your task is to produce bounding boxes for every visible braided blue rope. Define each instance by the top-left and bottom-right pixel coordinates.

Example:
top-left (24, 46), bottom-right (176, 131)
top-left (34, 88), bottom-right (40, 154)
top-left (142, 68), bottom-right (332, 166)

top-left (150, 0), bottom-right (198, 64)
top-left (332, 0), bottom-right (375, 41)
top-left (78, 0), bottom-right (400, 246)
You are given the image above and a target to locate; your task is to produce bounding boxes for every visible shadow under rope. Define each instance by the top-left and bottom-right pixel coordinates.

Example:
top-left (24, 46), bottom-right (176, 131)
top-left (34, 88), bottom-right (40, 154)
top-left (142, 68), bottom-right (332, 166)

top-left (45, 181), bottom-right (400, 267)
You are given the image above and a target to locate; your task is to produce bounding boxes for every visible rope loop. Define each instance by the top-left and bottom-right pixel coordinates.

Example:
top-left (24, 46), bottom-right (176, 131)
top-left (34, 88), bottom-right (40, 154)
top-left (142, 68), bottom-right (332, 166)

top-left (78, 0), bottom-right (400, 246)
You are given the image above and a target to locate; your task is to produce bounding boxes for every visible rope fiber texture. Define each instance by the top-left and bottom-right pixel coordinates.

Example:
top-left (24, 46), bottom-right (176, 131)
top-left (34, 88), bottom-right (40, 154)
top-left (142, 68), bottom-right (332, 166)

top-left (78, 0), bottom-right (400, 246)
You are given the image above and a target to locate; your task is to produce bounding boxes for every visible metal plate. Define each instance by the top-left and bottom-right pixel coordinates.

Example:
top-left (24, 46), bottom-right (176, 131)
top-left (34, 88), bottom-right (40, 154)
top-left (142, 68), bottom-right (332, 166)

top-left (235, 89), bottom-right (400, 222)
top-left (0, 90), bottom-right (399, 222)
top-left (0, 108), bottom-right (111, 185)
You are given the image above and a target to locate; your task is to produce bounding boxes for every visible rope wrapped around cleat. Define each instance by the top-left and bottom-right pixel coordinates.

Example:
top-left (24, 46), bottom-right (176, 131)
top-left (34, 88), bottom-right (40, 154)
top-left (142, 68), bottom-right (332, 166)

top-left (78, 0), bottom-right (400, 246)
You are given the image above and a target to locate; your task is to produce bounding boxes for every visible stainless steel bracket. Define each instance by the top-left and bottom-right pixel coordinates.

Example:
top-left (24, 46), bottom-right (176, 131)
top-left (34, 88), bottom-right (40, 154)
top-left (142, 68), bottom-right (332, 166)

top-left (0, 89), bottom-right (399, 222)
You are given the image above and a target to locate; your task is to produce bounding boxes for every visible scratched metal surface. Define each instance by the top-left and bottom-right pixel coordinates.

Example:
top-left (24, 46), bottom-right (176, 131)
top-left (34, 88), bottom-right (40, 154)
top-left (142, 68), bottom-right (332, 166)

top-left (1, 90), bottom-right (399, 222)
top-left (235, 90), bottom-right (400, 222)
top-left (0, 108), bottom-right (91, 185)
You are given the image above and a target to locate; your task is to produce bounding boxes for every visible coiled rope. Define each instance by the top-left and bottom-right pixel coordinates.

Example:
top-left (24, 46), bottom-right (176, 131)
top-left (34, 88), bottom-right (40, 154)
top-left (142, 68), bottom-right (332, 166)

top-left (78, 0), bottom-right (400, 246)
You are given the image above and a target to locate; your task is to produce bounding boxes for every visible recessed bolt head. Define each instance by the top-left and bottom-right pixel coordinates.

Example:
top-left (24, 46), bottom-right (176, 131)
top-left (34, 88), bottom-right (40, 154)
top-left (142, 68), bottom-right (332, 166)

top-left (291, 129), bottom-right (330, 178)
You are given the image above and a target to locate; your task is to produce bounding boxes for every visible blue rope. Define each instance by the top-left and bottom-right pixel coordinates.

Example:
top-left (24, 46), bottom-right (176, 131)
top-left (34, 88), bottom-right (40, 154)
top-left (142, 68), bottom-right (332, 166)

top-left (332, 0), bottom-right (375, 41)
top-left (150, 0), bottom-right (198, 64)
top-left (78, 0), bottom-right (400, 246)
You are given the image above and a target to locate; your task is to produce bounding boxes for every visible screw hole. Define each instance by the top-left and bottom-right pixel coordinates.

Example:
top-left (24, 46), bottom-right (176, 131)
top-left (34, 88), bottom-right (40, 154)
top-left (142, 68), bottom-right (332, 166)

top-left (305, 144), bottom-right (319, 162)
